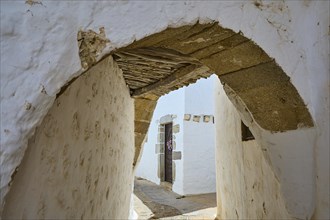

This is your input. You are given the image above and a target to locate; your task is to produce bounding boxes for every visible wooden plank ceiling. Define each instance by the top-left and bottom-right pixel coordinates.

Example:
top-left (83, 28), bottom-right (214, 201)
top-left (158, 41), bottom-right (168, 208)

top-left (113, 47), bottom-right (212, 99)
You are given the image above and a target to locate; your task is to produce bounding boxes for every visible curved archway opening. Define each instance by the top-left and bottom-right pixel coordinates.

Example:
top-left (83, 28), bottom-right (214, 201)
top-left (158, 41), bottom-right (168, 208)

top-left (2, 21), bottom-right (316, 220)
top-left (113, 22), bottom-right (313, 166)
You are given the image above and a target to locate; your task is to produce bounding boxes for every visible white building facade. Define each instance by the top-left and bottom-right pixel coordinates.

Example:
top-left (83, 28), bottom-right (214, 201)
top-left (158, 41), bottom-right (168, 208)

top-left (136, 75), bottom-right (218, 195)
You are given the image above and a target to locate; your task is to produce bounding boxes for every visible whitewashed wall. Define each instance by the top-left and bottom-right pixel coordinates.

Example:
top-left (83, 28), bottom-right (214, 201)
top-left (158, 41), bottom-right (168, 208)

top-left (215, 83), bottom-right (291, 219)
top-left (2, 57), bottom-right (135, 219)
top-left (1, 1), bottom-right (328, 219)
top-left (182, 75), bottom-right (218, 195)
top-left (184, 75), bottom-right (217, 115)
top-left (182, 121), bottom-right (216, 195)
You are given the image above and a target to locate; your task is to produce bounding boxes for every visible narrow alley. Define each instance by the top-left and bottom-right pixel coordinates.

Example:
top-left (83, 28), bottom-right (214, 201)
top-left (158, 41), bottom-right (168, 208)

top-left (1, 1), bottom-right (329, 220)
top-left (133, 178), bottom-right (217, 219)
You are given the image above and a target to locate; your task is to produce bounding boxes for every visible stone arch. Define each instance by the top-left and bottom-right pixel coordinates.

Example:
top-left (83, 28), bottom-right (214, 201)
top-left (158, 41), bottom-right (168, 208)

top-left (111, 21), bottom-right (315, 219)
top-left (2, 1), bottom-right (327, 219)
top-left (109, 22), bottom-right (313, 166)
top-left (2, 21), bottom-right (316, 220)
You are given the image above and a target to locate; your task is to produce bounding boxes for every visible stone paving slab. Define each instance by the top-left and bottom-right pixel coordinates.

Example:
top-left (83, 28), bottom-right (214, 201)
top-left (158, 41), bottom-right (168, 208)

top-left (160, 207), bottom-right (217, 220)
top-left (133, 178), bottom-right (217, 219)
top-left (134, 194), bottom-right (154, 219)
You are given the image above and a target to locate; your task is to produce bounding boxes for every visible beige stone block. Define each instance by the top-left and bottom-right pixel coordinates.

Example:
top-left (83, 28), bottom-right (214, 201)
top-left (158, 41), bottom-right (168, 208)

top-left (157, 154), bottom-right (165, 181)
top-left (158, 125), bottom-right (165, 132)
top-left (135, 110), bottom-right (154, 122)
top-left (193, 115), bottom-right (201, 122)
top-left (157, 133), bottom-right (165, 143)
top-left (184, 114), bottom-right (191, 121)
top-left (172, 151), bottom-right (182, 160)
top-left (155, 144), bottom-right (164, 154)
top-left (172, 124), bottom-right (180, 133)
top-left (201, 40), bottom-right (271, 75)
top-left (135, 133), bottom-right (146, 148)
top-left (134, 98), bottom-right (157, 110)
top-left (134, 121), bottom-right (150, 133)
top-left (159, 114), bottom-right (173, 124)
top-left (203, 115), bottom-right (210, 123)
top-left (172, 162), bottom-right (176, 182)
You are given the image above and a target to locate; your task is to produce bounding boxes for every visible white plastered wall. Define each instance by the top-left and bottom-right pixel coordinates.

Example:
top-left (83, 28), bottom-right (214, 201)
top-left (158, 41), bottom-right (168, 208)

top-left (1, 1), bottom-right (329, 219)
top-left (2, 57), bottom-right (135, 219)
top-left (215, 83), bottom-right (291, 219)
top-left (182, 120), bottom-right (216, 195)
top-left (182, 76), bottom-right (217, 195)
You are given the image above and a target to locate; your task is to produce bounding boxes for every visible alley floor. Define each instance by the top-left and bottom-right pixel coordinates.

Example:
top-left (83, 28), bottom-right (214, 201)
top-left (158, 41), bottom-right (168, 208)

top-left (133, 178), bottom-right (217, 220)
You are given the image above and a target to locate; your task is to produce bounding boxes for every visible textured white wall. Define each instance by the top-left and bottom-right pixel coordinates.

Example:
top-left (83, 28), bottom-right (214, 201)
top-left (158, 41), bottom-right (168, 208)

top-left (183, 120), bottom-right (216, 195)
top-left (1, 1), bottom-right (328, 218)
top-left (182, 76), bottom-right (218, 195)
top-left (184, 75), bottom-right (217, 115)
top-left (215, 84), bottom-right (291, 219)
top-left (2, 57), bottom-right (135, 219)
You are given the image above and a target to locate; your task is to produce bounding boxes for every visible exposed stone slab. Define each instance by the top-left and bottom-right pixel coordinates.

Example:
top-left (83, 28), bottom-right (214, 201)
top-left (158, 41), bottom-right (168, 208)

top-left (219, 61), bottom-right (289, 89)
top-left (125, 25), bottom-right (193, 50)
top-left (172, 124), bottom-right (180, 133)
top-left (200, 40), bottom-right (272, 75)
top-left (219, 61), bottom-right (313, 131)
top-left (190, 33), bottom-right (248, 60)
top-left (160, 114), bottom-right (178, 124)
top-left (155, 144), bottom-right (164, 154)
top-left (135, 98), bottom-right (157, 120)
top-left (153, 23), bottom-right (216, 49)
top-left (133, 98), bottom-right (157, 166)
top-left (135, 121), bottom-right (150, 133)
top-left (172, 151), bottom-right (182, 160)
top-left (160, 23), bottom-right (235, 54)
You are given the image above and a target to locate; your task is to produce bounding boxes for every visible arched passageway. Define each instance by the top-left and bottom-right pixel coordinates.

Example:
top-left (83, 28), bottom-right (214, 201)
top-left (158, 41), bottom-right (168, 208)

top-left (2, 20), bottom-right (316, 220)
top-left (111, 22), bottom-right (313, 167)
top-left (1, 1), bottom-right (328, 219)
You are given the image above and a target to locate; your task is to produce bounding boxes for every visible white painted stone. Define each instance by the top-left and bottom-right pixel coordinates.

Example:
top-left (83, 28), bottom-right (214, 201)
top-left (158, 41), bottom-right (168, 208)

top-left (172, 151), bottom-right (182, 161)
top-left (0, 1), bottom-right (328, 218)
top-left (215, 84), bottom-right (291, 219)
top-left (2, 57), bottom-right (134, 219)
top-left (182, 76), bottom-right (218, 195)
top-left (183, 119), bottom-right (216, 195)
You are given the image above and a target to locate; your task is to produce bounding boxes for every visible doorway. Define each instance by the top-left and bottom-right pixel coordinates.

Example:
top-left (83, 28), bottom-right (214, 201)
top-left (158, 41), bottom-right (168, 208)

top-left (164, 123), bottom-right (173, 184)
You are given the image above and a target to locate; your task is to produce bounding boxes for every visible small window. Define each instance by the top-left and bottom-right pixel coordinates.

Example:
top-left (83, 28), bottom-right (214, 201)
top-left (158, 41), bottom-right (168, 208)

top-left (241, 121), bottom-right (255, 141)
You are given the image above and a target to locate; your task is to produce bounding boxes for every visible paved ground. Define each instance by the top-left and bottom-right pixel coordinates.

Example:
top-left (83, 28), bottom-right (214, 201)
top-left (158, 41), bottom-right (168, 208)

top-left (133, 178), bottom-right (217, 220)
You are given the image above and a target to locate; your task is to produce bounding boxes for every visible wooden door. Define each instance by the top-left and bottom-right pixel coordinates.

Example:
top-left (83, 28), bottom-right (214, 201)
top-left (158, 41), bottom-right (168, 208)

top-left (164, 123), bottom-right (173, 183)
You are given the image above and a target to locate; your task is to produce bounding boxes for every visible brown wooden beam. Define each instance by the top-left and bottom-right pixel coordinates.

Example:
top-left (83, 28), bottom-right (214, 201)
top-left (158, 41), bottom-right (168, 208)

top-left (131, 64), bottom-right (211, 97)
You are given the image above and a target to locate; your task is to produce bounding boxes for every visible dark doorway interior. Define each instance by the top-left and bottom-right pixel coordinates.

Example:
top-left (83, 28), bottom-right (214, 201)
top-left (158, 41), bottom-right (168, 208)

top-left (164, 123), bottom-right (173, 183)
top-left (241, 121), bottom-right (255, 141)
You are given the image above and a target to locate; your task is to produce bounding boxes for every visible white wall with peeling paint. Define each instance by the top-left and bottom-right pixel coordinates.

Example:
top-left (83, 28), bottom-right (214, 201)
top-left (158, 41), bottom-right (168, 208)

top-left (0, 1), bottom-right (328, 219)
